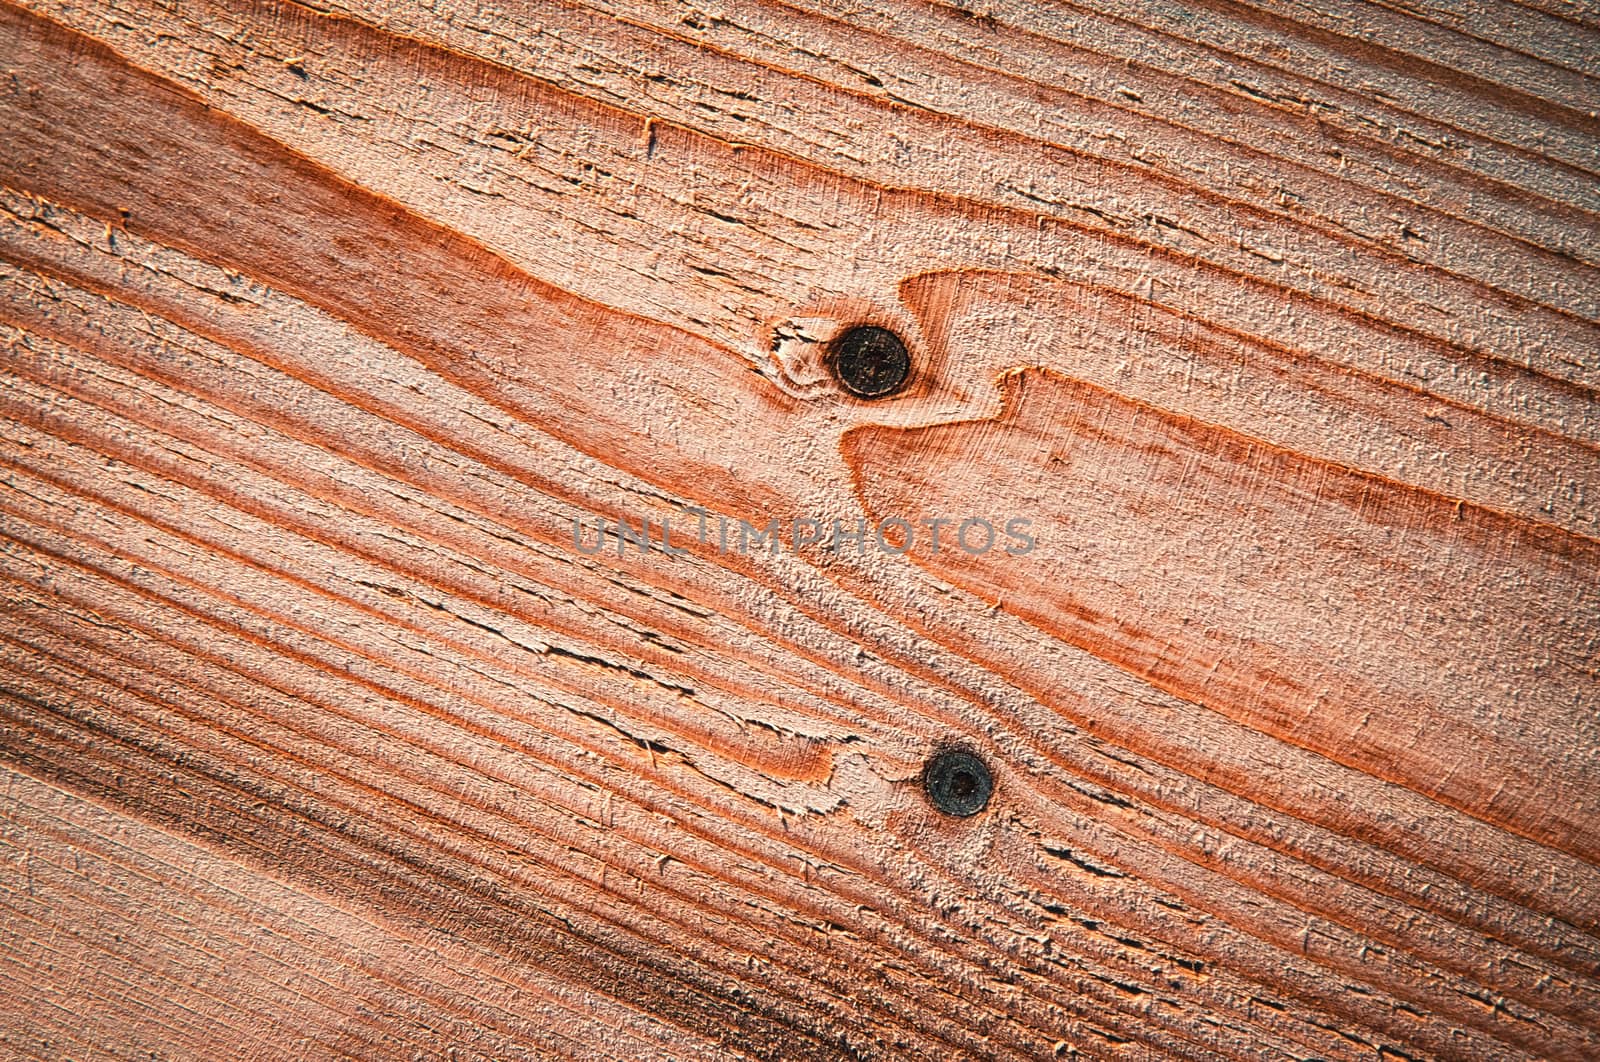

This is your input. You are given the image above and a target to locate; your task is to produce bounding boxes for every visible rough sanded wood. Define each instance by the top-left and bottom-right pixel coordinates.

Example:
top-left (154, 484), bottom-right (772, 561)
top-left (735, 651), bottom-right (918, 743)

top-left (0, 0), bottom-right (1596, 1058)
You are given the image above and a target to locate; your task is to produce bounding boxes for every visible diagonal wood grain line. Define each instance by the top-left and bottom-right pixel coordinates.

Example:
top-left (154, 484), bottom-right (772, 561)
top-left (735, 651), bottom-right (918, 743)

top-left (0, 246), bottom-right (1587, 1030)
top-left (0, 192), bottom-right (1593, 1055)
top-left (0, 335), bottom-right (1580, 1024)
top-left (3, 212), bottom-right (1595, 971)
top-left (591, 0), bottom-right (1600, 264)
top-left (1, 0), bottom-right (1597, 1057)
top-left (0, 273), bottom-right (1593, 1055)
top-left (18, 0), bottom-right (1600, 416)
top-left (0, 329), bottom-right (1427, 1055)
top-left (1, 0), bottom-right (1593, 854)
top-left (0, 771), bottom-right (736, 1061)
top-left (580, 0), bottom-right (1600, 263)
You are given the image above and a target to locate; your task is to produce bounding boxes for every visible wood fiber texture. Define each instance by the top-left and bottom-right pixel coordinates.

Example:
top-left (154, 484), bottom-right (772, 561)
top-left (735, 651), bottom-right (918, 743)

top-left (0, 0), bottom-right (1597, 1058)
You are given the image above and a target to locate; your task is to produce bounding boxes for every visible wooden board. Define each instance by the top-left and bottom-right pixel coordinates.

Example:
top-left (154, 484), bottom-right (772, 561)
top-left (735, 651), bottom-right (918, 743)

top-left (1, 0), bottom-right (1597, 1057)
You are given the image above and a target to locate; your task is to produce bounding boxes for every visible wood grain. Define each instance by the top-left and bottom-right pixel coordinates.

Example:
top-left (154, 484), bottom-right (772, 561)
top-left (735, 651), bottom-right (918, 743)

top-left (0, 0), bottom-right (1596, 1057)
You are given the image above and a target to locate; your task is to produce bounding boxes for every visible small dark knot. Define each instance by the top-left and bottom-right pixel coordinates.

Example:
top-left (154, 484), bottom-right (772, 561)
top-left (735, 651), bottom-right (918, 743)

top-left (831, 325), bottom-right (910, 399)
top-left (923, 749), bottom-right (992, 817)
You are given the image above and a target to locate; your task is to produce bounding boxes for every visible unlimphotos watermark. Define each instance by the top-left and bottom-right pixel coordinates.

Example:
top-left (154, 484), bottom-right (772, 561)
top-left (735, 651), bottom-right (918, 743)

top-left (571, 509), bottom-right (1036, 557)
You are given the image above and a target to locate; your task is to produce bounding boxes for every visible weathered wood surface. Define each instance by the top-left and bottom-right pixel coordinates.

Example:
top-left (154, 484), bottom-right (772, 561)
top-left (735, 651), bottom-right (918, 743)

top-left (1, 0), bottom-right (1597, 1056)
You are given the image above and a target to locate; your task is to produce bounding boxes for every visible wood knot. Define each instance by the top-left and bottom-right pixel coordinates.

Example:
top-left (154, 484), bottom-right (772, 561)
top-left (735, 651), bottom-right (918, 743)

top-left (764, 304), bottom-right (922, 403)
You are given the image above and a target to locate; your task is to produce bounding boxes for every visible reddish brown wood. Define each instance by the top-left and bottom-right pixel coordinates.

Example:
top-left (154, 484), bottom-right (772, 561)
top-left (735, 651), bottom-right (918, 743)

top-left (1, 0), bottom-right (1597, 1057)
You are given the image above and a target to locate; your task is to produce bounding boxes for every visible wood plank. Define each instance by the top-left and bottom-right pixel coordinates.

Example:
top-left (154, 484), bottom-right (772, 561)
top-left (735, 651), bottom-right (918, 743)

top-left (0, 0), bottom-right (1597, 1057)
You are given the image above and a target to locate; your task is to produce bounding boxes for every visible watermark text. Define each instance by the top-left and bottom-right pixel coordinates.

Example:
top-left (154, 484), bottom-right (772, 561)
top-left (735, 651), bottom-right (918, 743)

top-left (571, 509), bottom-right (1036, 558)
